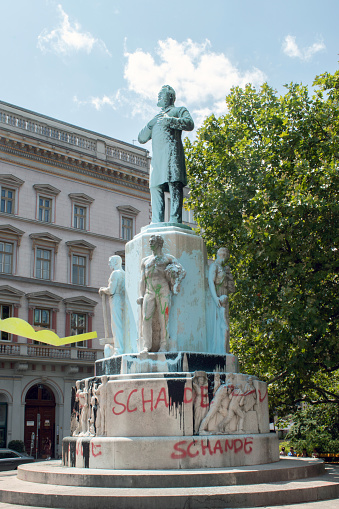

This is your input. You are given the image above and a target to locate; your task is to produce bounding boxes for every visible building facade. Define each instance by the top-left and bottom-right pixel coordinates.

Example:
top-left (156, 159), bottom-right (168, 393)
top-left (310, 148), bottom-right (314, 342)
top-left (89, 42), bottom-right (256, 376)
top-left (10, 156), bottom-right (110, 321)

top-left (0, 100), bottom-right (150, 458)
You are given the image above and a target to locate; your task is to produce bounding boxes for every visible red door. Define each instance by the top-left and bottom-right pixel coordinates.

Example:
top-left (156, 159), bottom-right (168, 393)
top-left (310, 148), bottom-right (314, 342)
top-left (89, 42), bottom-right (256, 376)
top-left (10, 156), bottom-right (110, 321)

top-left (24, 385), bottom-right (55, 458)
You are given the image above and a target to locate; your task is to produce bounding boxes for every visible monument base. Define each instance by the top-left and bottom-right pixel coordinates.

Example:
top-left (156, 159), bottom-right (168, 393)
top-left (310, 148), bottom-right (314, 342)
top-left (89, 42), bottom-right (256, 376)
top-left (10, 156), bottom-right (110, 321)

top-left (95, 351), bottom-right (238, 376)
top-left (63, 433), bottom-right (279, 469)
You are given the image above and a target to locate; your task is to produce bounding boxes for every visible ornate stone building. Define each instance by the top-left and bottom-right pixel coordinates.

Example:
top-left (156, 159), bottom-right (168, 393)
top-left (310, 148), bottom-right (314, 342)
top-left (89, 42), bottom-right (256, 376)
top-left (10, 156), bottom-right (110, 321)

top-left (0, 100), bottom-right (150, 458)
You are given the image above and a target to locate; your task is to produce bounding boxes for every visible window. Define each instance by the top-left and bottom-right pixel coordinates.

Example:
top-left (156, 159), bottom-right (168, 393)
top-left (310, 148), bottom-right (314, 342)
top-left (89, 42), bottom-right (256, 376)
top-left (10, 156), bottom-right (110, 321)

top-left (0, 242), bottom-right (13, 274)
top-left (38, 197), bottom-right (52, 222)
top-left (68, 193), bottom-right (94, 231)
top-left (71, 312), bottom-right (87, 347)
top-left (0, 174), bottom-right (24, 216)
top-left (121, 216), bottom-right (133, 241)
top-left (1, 188), bottom-right (15, 214)
top-left (30, 233), bottom-right (61, 281)
top-left (66, 240), bottom-right (95, 286)
top-left (0, 226), bottom-right (23, 276)
top-left (26, 291), bottom-right (62, 343)
top-left (0, 304), bottom-right (11, 341)
top-left (73, 205), bottom-right (87, 230)
top-left (63, 296), bottom-right (97, 349)
top-left (36, 248), bottom-right (51, 280)
top-left (72, 255), bottom-right (86, 285)
top-left (116, 205), bottom-right (140, 241)
top-left (33, 184), bottom-right (61, 224)
top-left (33, 309), bottom-right (50, 329)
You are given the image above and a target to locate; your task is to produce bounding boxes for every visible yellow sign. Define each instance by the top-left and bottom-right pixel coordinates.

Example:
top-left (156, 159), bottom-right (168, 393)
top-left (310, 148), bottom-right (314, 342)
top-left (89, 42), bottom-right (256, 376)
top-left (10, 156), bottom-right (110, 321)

top-left (0, 317), bottom-right (97, 346)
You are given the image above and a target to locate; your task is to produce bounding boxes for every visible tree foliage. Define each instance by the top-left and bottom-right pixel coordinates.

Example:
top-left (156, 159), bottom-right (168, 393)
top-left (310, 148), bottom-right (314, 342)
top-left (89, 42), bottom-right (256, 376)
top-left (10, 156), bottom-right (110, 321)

top-left (185, 70), bottom-right (339, 414)
top-left (281, 404), bottom-right (339, 454)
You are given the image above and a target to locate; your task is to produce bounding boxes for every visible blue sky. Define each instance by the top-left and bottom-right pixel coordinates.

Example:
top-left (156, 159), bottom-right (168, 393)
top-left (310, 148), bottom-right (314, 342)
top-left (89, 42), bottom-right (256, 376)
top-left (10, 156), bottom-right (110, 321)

top-left (1, 0), bottom-right (338, 146)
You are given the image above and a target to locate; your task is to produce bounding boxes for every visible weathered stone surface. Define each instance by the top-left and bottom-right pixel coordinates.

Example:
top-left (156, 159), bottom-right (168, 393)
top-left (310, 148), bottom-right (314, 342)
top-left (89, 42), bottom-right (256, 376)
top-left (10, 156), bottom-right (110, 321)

top-left (63, 433), bottom-right (279, 469)
top-left (105, 377), bottom-right (193, 437)
top-left (125, 226), bottom-right (210, 354)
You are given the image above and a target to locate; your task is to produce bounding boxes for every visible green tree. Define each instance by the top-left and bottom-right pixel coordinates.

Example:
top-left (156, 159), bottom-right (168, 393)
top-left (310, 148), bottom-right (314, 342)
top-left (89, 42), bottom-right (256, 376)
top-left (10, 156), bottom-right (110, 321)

top-left (185, 70), bottom-right (339, 414)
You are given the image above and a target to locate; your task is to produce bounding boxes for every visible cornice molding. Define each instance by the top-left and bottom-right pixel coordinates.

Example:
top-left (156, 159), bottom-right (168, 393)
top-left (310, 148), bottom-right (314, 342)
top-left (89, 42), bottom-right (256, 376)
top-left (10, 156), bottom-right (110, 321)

top-left (33, 183), bottom-right (61, 196)
top-left (0, 136), bottom-right (150, 192)
top-left (116, 205), bottom-right (140, 216)
top-left (0, 174), bottom-right (24, 187)
top-left (68, 193), bottom-right (94, 204)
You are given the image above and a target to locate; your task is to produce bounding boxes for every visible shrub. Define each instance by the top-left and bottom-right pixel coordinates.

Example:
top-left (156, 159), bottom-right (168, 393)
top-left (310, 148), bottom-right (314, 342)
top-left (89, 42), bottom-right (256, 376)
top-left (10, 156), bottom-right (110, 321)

top-left (8, 440), bottom-right (25, 453)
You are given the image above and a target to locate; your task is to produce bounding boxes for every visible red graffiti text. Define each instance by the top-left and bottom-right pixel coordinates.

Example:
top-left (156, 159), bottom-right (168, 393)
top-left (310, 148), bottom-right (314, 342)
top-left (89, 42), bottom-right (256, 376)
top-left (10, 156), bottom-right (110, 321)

top-left (171, 437), bottom-right (253, 459)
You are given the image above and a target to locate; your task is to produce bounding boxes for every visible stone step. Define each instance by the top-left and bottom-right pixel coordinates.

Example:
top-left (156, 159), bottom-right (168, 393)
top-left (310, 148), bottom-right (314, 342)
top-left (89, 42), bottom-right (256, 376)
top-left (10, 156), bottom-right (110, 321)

top-left (18, 458), bottom-right (324, 488)
top-left (1, 471), bottom-right (339, 509)
top-left (0, 461), bottom-right (338, 509)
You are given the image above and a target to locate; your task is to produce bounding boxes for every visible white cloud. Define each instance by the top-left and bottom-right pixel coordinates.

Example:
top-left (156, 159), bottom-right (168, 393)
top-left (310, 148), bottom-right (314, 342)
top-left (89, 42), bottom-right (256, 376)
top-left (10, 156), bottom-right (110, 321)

top-left (75, 38), bottom-right (266, 130)
top-left (74, 92), bottom-right (119, 110)
top-left (282, 35), bottom-right (325, 61)
top-left (38, 4), bottom-right (111, 56)
top-left (124, 38), bottom-right (265, 111)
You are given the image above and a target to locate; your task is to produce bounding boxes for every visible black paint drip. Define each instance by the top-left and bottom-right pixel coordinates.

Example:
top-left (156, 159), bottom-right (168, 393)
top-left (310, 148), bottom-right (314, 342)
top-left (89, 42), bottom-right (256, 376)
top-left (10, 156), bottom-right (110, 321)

top-left (82, 440), bottom-right (90, 469)
top-left (69, 441), bottom-right (76, 467)
top-left (166, 379), bottom-right (186, 430)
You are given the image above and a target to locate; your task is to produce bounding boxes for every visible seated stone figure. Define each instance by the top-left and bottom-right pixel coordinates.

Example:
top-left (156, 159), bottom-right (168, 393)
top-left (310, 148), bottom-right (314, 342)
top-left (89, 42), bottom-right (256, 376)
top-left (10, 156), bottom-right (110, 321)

top-left (137, 234), bottom-right (186, 353)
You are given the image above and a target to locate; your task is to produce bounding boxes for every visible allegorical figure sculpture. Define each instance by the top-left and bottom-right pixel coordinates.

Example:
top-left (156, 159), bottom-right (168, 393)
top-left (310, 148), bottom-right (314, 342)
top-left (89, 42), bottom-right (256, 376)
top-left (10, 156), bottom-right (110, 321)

top-left (199, 382), bottom-right (231, 434)
top-left (193, 371), bottom-right (209, 434)
top-left (137, 234), bottom-right (186, 353)
top-left (94, 375), bottom-right (108, 436)
top-left (208, 247), bottom-right (235, 353)
top-left (240, 376), bottom-right (257, 413)
top-left (99, 255), bottom-right (125, 355)
top-left (138, 85), bottom-right (194, 223)
top-left (219, 384), bottom-right (245, 433)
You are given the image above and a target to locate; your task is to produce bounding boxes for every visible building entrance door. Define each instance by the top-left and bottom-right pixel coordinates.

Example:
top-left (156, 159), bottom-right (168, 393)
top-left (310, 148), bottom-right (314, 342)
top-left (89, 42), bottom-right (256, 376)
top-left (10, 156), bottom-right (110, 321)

top-left (24, 384), bottom-right (55, 458)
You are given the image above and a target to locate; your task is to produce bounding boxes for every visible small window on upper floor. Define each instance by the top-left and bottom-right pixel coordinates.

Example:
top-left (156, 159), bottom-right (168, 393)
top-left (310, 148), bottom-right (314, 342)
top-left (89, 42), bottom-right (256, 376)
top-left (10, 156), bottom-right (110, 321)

top-left (29, 232), bottom-right (61, 281)
top-left (0, 175), bottom-right (24, 216)
top-left (116, 205), bottom-right (140, 241)
top-left (34, 308), bottom-right (51, 329)
top-left (71, 312), bottom-right (87, 347)
top-left (0, 304), bottom-right (12, 341)
top-left (69, 193), bottom-right (94, 231)
top-left (72, 254), bottom-right (87, 285)
top-left (38, 196), bottom-right (52, 222)
top-left (121, 216), bottom-right (133, 241)
top-left (73, 205), bottom-right (87, 230)
top-left (0, 225), bottom-right (24, 276)
top-left (0, 241), bottom-right (13, 274)
top-left (35, 248), bottom-right (52, 280)
top-left (33, 184), bottom-right (61, 224)
top-left (1, 188), bottom-right (15, 214)
top-left (66, 240), bottom-right (95, 287)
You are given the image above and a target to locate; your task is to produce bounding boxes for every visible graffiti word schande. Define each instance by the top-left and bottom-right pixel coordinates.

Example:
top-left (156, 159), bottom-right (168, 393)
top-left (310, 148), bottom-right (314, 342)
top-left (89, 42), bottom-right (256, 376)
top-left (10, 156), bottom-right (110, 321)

top-left (171, 437), bottom-right (254, 459)
top-left (112, 386), bottom-right (194, 415)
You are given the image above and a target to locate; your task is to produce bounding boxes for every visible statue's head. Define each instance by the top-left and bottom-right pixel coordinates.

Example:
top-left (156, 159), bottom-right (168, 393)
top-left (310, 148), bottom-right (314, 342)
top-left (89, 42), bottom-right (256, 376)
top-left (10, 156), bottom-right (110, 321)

top-left (149, 234), bottom-right (164, 251)
top-left (216, 247), bottom-right (229, 262)
top-left (157, 85), bottom-right (176, 108)
top-left (108, 255), bottom-right (122, 270)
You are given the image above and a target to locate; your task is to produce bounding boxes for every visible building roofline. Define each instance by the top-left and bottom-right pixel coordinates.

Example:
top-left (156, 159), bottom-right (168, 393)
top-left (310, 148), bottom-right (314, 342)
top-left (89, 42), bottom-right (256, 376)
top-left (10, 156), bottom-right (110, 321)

top-left (0, 99), bottom-right (148, 155)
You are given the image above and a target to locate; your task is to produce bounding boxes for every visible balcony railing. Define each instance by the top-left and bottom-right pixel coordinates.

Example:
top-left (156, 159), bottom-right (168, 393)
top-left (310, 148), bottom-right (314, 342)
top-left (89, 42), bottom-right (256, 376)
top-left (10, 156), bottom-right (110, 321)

top-left (0, 341), bottom-right (98, 361)
top-left (0, 111), bottom-right (96, 152)
top-left (0, 107), bottom-right (149, 171)
top-left (27, 345), bottom-right (71, 359)
top-left (0, 343), bottom-right (20, 355)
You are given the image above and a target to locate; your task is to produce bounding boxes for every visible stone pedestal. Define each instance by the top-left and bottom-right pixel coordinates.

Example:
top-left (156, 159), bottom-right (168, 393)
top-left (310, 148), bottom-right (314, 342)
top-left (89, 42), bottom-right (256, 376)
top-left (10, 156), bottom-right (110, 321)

top-left (124, 225), bottom-right (210, 353)
top-left (63, 225), bottom-right (279, 471)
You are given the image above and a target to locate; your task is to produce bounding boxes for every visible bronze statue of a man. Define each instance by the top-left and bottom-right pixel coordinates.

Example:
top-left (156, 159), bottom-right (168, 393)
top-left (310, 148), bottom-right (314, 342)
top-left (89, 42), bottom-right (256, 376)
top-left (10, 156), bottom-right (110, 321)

top-left (138, 85), bottom-right (194, 224)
